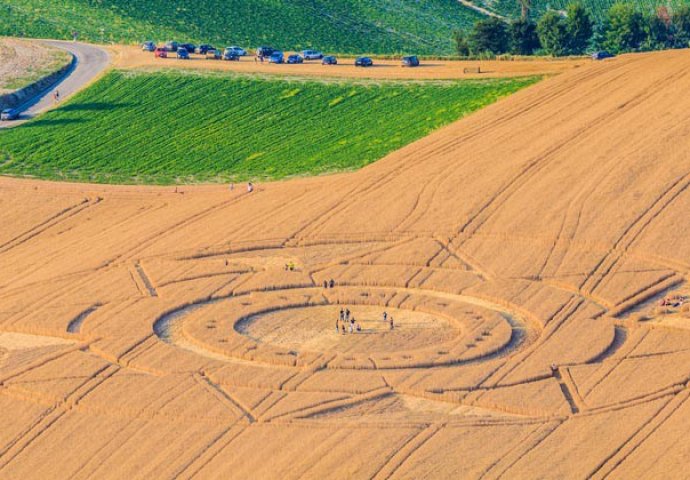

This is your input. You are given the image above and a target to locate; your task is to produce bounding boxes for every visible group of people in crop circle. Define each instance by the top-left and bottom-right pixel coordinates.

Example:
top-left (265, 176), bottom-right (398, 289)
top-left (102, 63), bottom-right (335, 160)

top-left (335, 308), bottom-right (394, 335)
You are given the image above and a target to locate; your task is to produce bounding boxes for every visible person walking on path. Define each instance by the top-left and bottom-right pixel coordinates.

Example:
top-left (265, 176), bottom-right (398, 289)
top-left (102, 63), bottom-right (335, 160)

top-left (247, 182), bottom-right (254, 193)
top-left (53, 90), bottom-right (60, 103)
top-left (389, 316), bottom-right (394, 330)
top-left (383, 311), bottom-right (388, 323)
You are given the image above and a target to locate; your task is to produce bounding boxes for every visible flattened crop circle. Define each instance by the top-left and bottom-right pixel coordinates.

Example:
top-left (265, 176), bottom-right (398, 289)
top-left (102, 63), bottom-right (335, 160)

top-left (236, 304), bottom-right (459, 355)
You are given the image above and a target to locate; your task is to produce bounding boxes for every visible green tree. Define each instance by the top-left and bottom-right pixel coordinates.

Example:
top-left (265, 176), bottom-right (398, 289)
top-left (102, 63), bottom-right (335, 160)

top-left (454, 30), bottom-right (471, 56)
top-left (537, 11), bottom-right (569, 55)
top-left (673, 5), bottom-right (690, 47)
top-left (565, 2), bottom-right (594, 54)
top-left (470, 17), bottom-right (510, 55)
top-left (510, 18), bottom-right (540, 55)
top-left (604, 3), bottom-right (646, 53)
top-left (644, 8), bottom-right (672, 50)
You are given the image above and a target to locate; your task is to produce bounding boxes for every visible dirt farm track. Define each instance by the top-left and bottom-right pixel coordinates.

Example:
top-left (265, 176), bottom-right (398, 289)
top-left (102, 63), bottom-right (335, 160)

top-left (112, 44), bottom-right (587, 80)
top-left (1, 48), bottom-right (690, 478)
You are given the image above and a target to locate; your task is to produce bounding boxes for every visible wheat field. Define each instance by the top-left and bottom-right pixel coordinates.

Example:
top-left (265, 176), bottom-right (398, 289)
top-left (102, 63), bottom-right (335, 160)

top-left (0, 49), bottom-right (689, 478)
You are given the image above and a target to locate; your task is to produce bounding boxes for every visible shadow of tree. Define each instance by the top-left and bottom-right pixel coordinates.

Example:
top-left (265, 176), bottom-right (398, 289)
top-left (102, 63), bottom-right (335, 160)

top-left (21, 118), bottom-right (88, 128)
top-left (60, 102), bottom-right (133, 112)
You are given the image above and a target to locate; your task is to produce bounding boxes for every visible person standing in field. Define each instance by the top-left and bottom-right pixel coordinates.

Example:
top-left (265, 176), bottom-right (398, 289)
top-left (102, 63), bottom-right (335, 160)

top-left (389, 316), bottom-right (394, 330)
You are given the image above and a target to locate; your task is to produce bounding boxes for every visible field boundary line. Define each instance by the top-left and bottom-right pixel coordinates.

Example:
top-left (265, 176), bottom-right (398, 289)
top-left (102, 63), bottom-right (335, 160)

top-left (195, 372), bottom-right (256, 424)
top-left (0, 197), bottom-right (100, 255)
top-left (372, 423), bottom-right (443, 480)
top-left (478, 421), bottom-right (558, 480)
top-left (589, 389), bottom-right (690, 479)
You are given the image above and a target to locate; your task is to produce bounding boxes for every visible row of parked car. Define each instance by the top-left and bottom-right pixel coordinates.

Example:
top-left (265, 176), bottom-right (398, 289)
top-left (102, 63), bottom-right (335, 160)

top-left (142, 41), bottom-right (420, 67)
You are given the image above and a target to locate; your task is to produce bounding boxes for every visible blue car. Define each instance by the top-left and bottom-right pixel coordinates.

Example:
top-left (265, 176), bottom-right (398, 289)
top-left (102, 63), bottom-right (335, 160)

top-left (355, 56), bottom-right (373, 67)
top-left (176, 48), bottom-right (190, 59)
top-left (222, 51), bottom-right (240, 61)
top-left (322, 56), bottom-right (338, 65)
top-left (402, 55), bottom-right (419, 67)
top-left (179, 43), bottom-right (196, 54)
top-left (268, 51), bottom-right (284, 64)
top-left (1, 108), bottom-right (19, 121)
top-left (287, 54), bottom-right (303, 64)
top-left (592, 51), bottom-right (615, 60)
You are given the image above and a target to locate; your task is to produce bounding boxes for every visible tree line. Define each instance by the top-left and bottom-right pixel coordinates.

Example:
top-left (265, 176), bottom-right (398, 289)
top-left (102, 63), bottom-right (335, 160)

top-left (455, 2), bottom-right (690, 57)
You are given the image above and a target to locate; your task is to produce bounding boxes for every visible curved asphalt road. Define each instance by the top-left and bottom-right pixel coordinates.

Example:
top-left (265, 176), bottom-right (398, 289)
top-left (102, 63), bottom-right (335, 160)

top-left (1, 41), bottom-right (111, 129)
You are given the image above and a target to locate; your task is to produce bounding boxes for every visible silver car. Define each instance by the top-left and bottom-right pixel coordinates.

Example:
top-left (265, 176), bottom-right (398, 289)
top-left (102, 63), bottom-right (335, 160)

top-left (302, 49), bottom-right (323, 60)
top-left (226, 46), bottom-right (247, 56)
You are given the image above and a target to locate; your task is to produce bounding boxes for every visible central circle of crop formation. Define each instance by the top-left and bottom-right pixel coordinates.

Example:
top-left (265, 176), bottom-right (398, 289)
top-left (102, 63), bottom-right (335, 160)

top-left (236, 305), bottom-right (459, 354)
top-left (154, 285), bottom-right (532, 369)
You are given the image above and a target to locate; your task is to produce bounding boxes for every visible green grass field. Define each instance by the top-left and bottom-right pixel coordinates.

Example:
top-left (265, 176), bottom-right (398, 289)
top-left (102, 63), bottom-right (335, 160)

top-left (0, 0), bottom-right (483, 55)
top-left (0, 70), bottom-right (538, 184)
top-left (471, 0), bottom-right (690, 19)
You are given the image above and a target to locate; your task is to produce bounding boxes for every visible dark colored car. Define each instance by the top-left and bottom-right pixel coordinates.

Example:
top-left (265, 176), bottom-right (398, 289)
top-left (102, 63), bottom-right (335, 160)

top-left (0, 109), bottom-right (19, 121)
top-left (402, 55), bottom-right (419, 67)
top-left (222, 51), bottom-right (240, 61)
top-left (592, 51), bottom-right (615, 60)
top-left (302, 49), bottom-right (323, 60)
top-left (154, 47), bottom-right (168, 58)
top-left (322, 55), bottom-right (337, 65)
top-left (197, 44), bottom-right (215, 54)
top-left (176, 48), bottom-right (190, 59)
top-left (256, 46), bottom-right (276, 58)
top-left (206, 49), bottom-right (222, 60)
top-left (164, 41), bottom-right (179, 52)
top-left (179, 43), bottom-right (196, 54)
top-left (355, 56), bottom-right (373, 67)
top-left (142, 41), bottom-right (156, 52)
top-left (287, 54), bottom-right (303, 64)
top-left (268, 51), bottom-right (284, 64)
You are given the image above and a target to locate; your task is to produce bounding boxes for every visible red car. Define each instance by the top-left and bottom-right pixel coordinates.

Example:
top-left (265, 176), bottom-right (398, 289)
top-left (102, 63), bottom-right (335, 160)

top-left (154, 48), bottom-right (167, 58)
